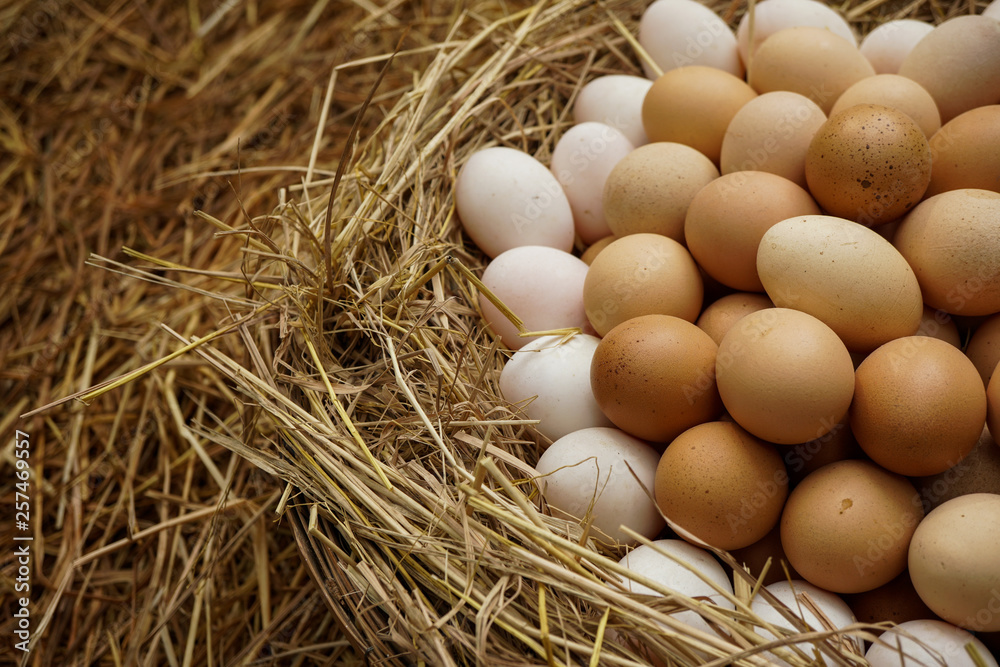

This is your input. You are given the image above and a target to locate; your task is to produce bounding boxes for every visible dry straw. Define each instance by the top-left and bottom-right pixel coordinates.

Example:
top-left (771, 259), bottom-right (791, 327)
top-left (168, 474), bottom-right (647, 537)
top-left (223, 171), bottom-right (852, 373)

top-left (8, 0), bottom-right (990, 665)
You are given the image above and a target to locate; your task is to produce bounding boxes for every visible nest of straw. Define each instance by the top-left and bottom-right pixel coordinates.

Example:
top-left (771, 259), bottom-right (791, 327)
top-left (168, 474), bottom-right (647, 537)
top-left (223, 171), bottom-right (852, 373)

top-left (7, 0), bottom-right (990, 665)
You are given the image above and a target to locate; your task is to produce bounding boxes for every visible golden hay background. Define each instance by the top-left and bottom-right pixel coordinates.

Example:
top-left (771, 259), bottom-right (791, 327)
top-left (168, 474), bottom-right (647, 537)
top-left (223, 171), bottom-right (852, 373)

top-left (0, 1), bottom-right (991, 666)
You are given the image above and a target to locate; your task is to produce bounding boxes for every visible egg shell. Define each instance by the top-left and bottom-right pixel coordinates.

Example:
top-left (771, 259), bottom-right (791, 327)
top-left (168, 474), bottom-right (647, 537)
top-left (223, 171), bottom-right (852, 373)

top-left (780, 459), bottom-right (923, 594)
top-left (805, 104), bottom-right (931, 226)
top-left (696, 292), bottom-right (775, 346)
top-left (748, 27), bottom-right (874, 115)
top-left (751, 579), bottom-right (862, 666)
top-left (736, 0), bottom-right (856, 63)
top-left (642, 66), bottom-right (757, 164)
top-left (583, 233), bottom-right (704, 337)
top-left (915, 305), bottom-right (961, 348)
top-left (478, 246), bottom-right (593, 350)
top-left (573, 75), bottom-right (653, 147)
top-left (892, 189), bottom-right (1000, 316)
top-left (654, 421), bottom-right (788, 550)
top-left (830, 74), bottom-right (941, 139)
top-left (850, 336), bottom-right (987, 477)
top-left (866, 619), bottom-right (999, 667)
top-left (638, 0), bottom-right (743, 78)
top-left (912, 426), bottom-right (1000, 513)
top-left (580, 235), bottom-right (615, 266)
top-left (686, 172), bottom-right (821, 292)
top-left (782, 417), bottom-right (863, 487)
top-left (730, 522), bottom-right (799, 586)
top-left (454, 146), bottom-right (574, 258)
top-left (987, 0), bottom-right (1000, 19)
top-left (550, 122), bottom-right (635, 244)
top-left (534, 427), bottom-right (665, 546)
top-left (898, 15), bottom-right (1000, 123)
top-left (757, 215), bottom-right (923, 352)
top-left (909, 494), bottom-right (1000, 631)
top-left (591, 314), bottom-right (723, 444)
top-left (716, 308), bottom-right (855, 445)
top-left (719, 91), bottom-right (827, 188)
top-left (499, 335), bottom-right (612, 443)
top-left (926, 105), bottom-right (1000, 197)
top-left (990, 372), bottom-right (1000, 444)
top-left (858, 20), bottom-right (934, 75)
top-left (968, 314), bottom-right (1000, 387)
top-left (602, 142), bottom-right (719, 241)
top-left (843, 570), bottom-right (938, 632)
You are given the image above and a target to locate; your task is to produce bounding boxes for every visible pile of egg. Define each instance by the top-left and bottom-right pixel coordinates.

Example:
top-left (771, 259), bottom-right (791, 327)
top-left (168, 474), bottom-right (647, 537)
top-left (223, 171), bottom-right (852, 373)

top-left (454, 0), bottom-right (1000, 662)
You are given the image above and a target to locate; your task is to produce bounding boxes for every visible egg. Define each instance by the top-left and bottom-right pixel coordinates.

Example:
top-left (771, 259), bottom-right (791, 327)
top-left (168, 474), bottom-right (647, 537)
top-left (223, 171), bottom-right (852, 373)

top-left (719, 91), bottom-right (827, 188)
top-left (685, 172), bottom-right (821, 292)
top-left (716, 308), bottom-right (855, 445)
top-left (991, 372), bottom-right (1000, 444)
top-left (478, 246), bottom-right (593, 350)
top-left (454, 146), bottom-right (574, 258)
top-left (638, 0), bottom-right (743, 78)
top-left (843, 570), bottom-right (938, 632)
top-left (858, 20), bottom-right (934, 75)
top-left (642, 66), bottom-right (757, 164)
top-left (892, 189), bottom-right (1000, 316)
top-left (850, 336), bottom-right (986, 477)
top-left (534, 427), bottom-right (665, 546)
top-left (696, 292), bottom-right (774, 346)
top-left (654, 421), bottom-right (788, 550)
top-left (757, 215), bottom-right (923, 352)
top-left (602, 142), bottom-right (719, 242)
top-left (829, 74), bottom-right (941, 139)
top-left (579, 235), bottom-right (615, 265)
top-left (915, 305), bottom-right (961, 348)
top-left (735, 0), bottom-right (856, 63)
top-left (591, 314), bottom-right (723, 444)
top-left (583, 233), bottom-right (703, 337)
top-left (926, 105), bottom-right (1000, 197)
top-left (805, 104), bottom-right (931, 225)
top-left (573, 75), bottom-right (653, 147)
top-left (968, 314), bottom-right (1000, 387)
top-left (748, 27), bottom-right (874, 115)
top-left (909, 494), bottom-right (1000, 632)
top-left (550, 122), bottom-right (635, 244)
top-left (782, 417), bottom-right (863, 487)
top-left (866, 619), bottom-right (999, 667)
top-left (898, 15), bottom-right (1000, 123)
top-left (780, 459), bottom-right (923, 594)
top-left (912, 426), bottom-right (1000, 513)
top-left (987, 0), bottom-right (1000, 19)
top-left (730, 523), bottom-right (799, 586)
top-left (499, 334), bottom-right (612, 443)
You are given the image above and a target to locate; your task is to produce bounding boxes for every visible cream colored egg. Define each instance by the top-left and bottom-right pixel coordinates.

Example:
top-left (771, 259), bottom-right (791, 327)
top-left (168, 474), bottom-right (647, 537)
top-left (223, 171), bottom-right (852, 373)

top-left (573, 75), bottom-right (653, 147)
top-left (859, 20), bottom-right (934, 74)
top-left (736, 0), bottom-right (856, 63)
top-left (830, 74), bottom-right (941, 138)
top-left (639, 0), bottom-right (743, 78)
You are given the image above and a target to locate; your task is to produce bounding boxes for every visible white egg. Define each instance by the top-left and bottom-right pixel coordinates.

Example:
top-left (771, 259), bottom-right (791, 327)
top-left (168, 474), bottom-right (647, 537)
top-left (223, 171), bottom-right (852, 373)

top-left (736, 0), bottom-right (856, 63)
top-left (751, 580), bottom-right (861, 666)
top-left (550, 123), bottom-right (634, 244)
top-left (455, 147), bottom-right (574, 258)
top-left (985, 0), bottom-right (1000, 20)
top-left (866, 619), bottom-right (998, 667)
top-left (573, 75), bottom-right (652, 147)
top-left (858, 20), bottom-right (934, 74)
top-left (479, 246), bottom-right (593, 350)
top-left (499, 334), bottom-right (612, 442)
top-left (535, 427), bottom-right (664, 545)
top-left (617, 539), bottom-right (735, 636)
top-left (639, 0), bottom-right (743, 78)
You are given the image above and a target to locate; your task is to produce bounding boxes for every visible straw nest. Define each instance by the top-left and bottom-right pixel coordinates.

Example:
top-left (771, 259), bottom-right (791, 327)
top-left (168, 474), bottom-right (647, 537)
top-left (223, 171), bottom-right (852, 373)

top-left (5, 0), bottom-right (989, 665)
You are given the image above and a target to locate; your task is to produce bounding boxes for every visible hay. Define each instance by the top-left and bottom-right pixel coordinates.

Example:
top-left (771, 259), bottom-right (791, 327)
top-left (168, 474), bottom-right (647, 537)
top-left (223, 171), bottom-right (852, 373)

top-left (5, 0), bottom-right (991, 665)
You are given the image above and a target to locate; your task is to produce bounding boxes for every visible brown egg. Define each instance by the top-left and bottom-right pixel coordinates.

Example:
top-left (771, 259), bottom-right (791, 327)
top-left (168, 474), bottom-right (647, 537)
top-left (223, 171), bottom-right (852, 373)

top-left (805, 104), bottom-right (931, 226)
top-left (893, 189), bottom-right (1000, 316)
top-left (908, 493), bottom-right (1000, 631)
top-left (748, 27), bottom-right (875, 115)
top-left (720, 91), bottom-right (828, 188)
top-left (730, 522), bottom-right (800, 587)
top-left (782, 417), bottom-right (863, 488)
top-left (580, 235), bottom-right (615, 265)
top-left (590, 314), bottom-right (723, 444)
top-left (990, 372), bottom-right (1000, 445)
top-left (829, 74), bottom-right (941, 139)
top-left (685, 171), bottom-right (821, 292)
top-left (655, 421), bottom-right (788, 550)
top-left (851, 336), bottom-right (986, 477)
top-left (642, 65), bottom-right (757, 164)
top-left (915, 306), bottom-right (961, 348)
top-left (926, 106), bottom-right (1000, 197)
top-left (898, 15), bottom-right (1000, 123)
top-left (843, 570), bottom-right (938, 633)
top-left (968, 314), bottom-right (1000, 387)
top-left (696, 292), bottom-right (774, 346)
top-left (780, 459), bottom-right (923, 594)
top-left (716, 308), bottom-right (855, 445)
top-left (913, 426), bottom-right (1000, 513)
top-left (602, 142), bottom-right (719, 242)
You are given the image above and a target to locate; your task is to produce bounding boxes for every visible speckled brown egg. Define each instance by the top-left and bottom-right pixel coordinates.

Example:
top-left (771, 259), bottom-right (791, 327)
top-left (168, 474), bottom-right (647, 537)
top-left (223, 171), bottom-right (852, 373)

top-left (591, 314), bottom-right (723, 444)
top-left (780, 459), bottom-right (923, 594)
top-left (805, 104), bottom-right (931, 225)
top-left (926, 105), bottom-right (1000, 197)
top-left (654, 421), bottom-right (788, 550)
top-left (850, 336), bottom-right (987, 477)
top-left (696, 292), bottom-right (774, 346)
